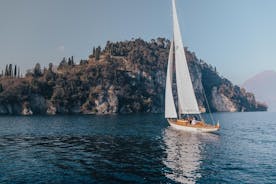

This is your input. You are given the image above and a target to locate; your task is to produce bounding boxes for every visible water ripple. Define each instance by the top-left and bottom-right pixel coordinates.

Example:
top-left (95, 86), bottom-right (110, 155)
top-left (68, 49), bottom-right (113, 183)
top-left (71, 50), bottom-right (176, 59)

top-left (0, 113), bottom-right (275, 183)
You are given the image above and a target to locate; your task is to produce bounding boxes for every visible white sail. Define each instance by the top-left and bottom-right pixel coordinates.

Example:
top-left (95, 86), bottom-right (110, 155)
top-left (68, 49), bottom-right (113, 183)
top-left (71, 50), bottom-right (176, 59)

top-left (165, 40), bottom-right (178, 118)
top-left (172, 0), bottom-right (200, 114)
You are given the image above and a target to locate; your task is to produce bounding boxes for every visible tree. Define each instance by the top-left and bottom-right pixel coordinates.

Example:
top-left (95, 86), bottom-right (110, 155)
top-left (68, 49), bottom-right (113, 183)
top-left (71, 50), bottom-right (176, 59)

top-left (95, 46), bottom-right (101, 60)
top-left (14, 65), bottom-right (17, 78)
top-left (92, 47), bottom-right (96, 57)
top-left (34, 63), bottom-right (42, 77)
top-left (58, 57), bottom-right (68, 69)
top-left (18, 67), bottom-right (20, 78)
top-left (80, 59), bottom-right (88, 65)
top-left (68, 56), bottom-right (74, 66)
top-left (4, 65), bottom-right (8, 77)
top-left (8, 64), bottom-right (12, 77)
top-left (71, 56), bottom-right (75, 65)
top-left (49, 63), bottom-right (53, 72)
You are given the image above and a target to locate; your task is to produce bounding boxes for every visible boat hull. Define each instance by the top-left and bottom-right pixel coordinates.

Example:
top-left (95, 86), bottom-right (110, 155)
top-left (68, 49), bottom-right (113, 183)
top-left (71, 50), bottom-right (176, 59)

top-left (167, 119), bottom-right (219, 133)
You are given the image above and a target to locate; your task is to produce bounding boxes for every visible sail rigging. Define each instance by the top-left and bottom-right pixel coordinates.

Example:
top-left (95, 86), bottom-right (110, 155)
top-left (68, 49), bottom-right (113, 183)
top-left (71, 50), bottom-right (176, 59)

top-left (165, 0), bottom-right (209, 117)
top-left (171, 0), bottom-right (200, 115)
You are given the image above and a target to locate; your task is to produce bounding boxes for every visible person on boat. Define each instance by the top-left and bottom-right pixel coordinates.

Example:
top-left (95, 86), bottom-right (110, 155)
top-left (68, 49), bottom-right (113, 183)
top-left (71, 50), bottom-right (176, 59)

top-left (187, 116), bottom-right (193, 124)
top-left (191, 117), bottom-right (198, 125)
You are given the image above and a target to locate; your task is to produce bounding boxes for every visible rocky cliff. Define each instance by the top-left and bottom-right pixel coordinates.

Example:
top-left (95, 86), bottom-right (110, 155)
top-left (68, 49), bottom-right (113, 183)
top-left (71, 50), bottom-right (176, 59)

top-left (0, 38), bottom-right (267, 115)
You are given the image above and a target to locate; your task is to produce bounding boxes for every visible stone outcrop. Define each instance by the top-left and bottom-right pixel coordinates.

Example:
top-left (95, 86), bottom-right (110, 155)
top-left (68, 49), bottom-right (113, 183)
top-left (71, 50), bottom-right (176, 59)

top-left (46, 101), bottom-right (57, 115)
top-left (0, 38), bottom-right (267, 115)
top-left (211, 87), bottom-right (237, 112)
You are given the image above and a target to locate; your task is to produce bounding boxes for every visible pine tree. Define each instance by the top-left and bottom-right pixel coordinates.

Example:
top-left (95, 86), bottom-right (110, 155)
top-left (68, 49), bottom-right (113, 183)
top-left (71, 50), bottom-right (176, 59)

top-left (92, 47), bottom-right (96, 57)
top-left (4, 65), bottom-right (8, 77)
top-left (14, 65), bottom-right (17, 78)
top-left (34, 63), bottom-right (42, 77)
top-left (98, 46), bottom-right (101, 54)
top-left (110, 44), bottom-right (114, 55)
top-left (71, 56), bottom-right (75, 65)
top-left (95, 50), bottom-right (99, 60)
top-left (95, 46), bottom-right (101, 60)
top-left (49, 63), bottom-right (53, 71)
top-left (68, 56), bottom-right (74, 66)
top-left (8, 64), bottom-right (12, 77)
top-left (18, 67), bottom-right (20, 78)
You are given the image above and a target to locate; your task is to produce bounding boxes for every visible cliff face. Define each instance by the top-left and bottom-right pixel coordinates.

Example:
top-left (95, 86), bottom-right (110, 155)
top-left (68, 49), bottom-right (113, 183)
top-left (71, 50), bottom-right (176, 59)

top-left (0, 38), bottom-right (267, 115)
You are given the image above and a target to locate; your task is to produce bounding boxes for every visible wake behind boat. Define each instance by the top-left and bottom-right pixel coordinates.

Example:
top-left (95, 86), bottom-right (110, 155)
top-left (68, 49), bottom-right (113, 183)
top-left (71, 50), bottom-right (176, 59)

top-left (165, 0), bottom-right (219, 133)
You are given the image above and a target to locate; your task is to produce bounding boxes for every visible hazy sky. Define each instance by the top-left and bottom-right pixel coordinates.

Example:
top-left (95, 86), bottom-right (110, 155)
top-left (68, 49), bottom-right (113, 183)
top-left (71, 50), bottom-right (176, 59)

top-left (0, 0), bottom-right (276, 84)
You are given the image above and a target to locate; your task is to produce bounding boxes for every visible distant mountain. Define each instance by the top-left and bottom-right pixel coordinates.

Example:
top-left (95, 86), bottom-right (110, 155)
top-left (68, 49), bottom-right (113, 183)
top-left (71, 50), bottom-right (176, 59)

top-left (242, 70), bottom-right (276, 111)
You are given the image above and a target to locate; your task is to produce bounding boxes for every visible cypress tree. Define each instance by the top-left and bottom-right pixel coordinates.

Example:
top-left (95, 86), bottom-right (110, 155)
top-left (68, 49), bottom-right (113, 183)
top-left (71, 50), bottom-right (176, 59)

top-left (49, 63), bottom-right (53, 71)
top-left (110, 44), bottom-right (114, 55)
top-left (14, 65), bottom-right (17, 78)
top-left (95, 46), bottom-right (101, 60)
top-left (9, 64), bottom-right (12, 77)
top-left (5, 65), bottom-right (8, 77)
top-left (95, 49), bottom-right (99, 60)
top-left (68, 56), bottom-right (74, 66)
top-left (18, 67), bottom-right (20, 78)
top-left (92, 47), bottom-right (96, 57)
top-left (34, 63), bottom-right (42, 77)
top-left (98, 46), bottom-right (101, 54)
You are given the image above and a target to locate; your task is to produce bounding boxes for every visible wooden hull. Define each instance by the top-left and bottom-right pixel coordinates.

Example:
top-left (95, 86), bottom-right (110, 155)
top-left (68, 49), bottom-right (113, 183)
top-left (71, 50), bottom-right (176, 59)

top-left (167, 119), bottom-right (220, 133)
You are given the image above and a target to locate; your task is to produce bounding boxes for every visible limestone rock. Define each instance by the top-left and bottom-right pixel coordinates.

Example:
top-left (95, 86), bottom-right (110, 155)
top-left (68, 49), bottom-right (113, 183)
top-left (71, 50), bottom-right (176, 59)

top-left (22, 108), bottom-right (33, 115)
top-left (22, 102), bottom-right (33, 115)
top-left (46, 101), bottom-right (57, 115)
top-left (211, 87), bottom-right (237, 112)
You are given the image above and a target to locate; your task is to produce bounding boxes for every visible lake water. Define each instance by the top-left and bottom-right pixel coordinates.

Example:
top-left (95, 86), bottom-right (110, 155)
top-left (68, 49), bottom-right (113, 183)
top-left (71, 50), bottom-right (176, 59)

top-left (0, 112), bottom-right (275, 184)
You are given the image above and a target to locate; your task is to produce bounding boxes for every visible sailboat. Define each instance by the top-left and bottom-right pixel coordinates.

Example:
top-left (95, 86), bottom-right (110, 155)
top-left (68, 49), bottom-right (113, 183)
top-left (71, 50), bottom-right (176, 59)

top-left (165, 0), bottom-right (220, 133)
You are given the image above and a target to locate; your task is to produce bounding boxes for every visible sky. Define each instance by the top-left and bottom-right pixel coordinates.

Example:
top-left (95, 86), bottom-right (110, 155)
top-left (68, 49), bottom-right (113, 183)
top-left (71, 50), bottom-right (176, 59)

top-left (0, 0), bottom-right (276, 84)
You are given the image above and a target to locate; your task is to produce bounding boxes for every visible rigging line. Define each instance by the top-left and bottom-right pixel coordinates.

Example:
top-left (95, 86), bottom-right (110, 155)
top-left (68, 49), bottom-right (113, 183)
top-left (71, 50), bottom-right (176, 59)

top-left (202, 85), bottom-right (216, 125)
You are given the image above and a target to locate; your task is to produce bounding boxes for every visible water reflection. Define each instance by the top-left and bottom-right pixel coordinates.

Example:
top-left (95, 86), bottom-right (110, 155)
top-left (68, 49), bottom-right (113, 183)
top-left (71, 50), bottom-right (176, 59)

top-left (162, 127), bottom-right (218, 184)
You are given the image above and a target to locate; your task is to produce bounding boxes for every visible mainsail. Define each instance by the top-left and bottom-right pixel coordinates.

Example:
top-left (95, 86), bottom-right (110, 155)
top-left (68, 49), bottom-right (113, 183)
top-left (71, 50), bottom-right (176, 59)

top-left (172, 0), bottom-right (200, 115)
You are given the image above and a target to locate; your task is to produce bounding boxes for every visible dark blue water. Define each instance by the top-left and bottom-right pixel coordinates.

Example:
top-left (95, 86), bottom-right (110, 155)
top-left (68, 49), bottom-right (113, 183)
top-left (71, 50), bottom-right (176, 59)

top-left (0, 112), bottom-right (275, 184)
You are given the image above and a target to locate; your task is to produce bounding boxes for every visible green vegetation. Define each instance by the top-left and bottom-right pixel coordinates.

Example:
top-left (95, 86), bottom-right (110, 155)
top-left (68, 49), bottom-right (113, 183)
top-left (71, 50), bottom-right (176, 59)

top-left (1, 64), bottom-right (21, 78)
